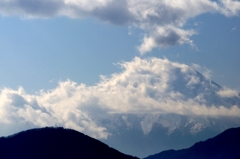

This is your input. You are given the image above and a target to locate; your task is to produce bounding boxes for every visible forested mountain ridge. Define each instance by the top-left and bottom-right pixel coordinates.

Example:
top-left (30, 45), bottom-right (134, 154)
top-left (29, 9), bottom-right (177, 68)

top-left (0, 127), bottom-right (139, 159)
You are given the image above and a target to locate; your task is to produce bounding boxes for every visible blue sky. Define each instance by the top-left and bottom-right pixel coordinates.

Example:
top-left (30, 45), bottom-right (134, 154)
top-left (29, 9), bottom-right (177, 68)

top-left (0, 17), bottom-right (138, 91)
top-left (0, 0), bottom-right (240, 137)
top-left (0, 0), bottom-right (239, 92)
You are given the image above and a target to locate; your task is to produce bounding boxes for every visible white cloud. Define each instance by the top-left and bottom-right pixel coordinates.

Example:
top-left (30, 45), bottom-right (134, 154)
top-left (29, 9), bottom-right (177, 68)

top-left (220, 0), bottom-right (240, 16)
top-left (138, 26), bottom-right (196, 54)
top-left (0, 57), bottom-right (239, 137)
top-left (0, 0), bottom-right (239, 53)
top-left (217, 88), bottom-right (239, 97)
top-left (0, 85), bottom-right (109, 139)
top-left (191, 63), bottom-right (212, 79)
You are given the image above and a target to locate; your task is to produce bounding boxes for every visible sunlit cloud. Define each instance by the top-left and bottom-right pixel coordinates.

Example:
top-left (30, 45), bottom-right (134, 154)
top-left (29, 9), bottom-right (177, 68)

top-left (0, 0), bottom-right (239, 53)
top-left (0, 57), bottom-right (239, 138)
top-left (220, 0), bottom-right (240, 16)
top-left (0, 86), bottom-right (109, 139)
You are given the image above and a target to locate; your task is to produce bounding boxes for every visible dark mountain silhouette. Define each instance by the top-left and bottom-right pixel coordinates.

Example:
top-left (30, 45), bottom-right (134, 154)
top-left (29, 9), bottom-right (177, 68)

top-left (144, 127), bottom-right (240, 159)
top-left (0, 127), bottom-right (139, 159)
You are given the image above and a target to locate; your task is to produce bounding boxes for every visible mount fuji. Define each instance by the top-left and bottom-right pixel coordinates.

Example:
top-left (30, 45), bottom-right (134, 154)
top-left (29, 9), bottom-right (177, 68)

top-left (92, 58), bottom-right (240, 158)
top-left (1, 58), bottom-right (239, 158)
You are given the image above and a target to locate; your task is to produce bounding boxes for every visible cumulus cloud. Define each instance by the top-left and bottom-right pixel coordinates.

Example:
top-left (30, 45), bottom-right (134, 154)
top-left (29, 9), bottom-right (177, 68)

top-left (0, 57), bottom-right (240, 138)
top-left (0, 86), bottom-right (109, 139)
top-left (138, 26), bottom-right (196, 54)
top-left (0, 0), bottom-right (239, 53)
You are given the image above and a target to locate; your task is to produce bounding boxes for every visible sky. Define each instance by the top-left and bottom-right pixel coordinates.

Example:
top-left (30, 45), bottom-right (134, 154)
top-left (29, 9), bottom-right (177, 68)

top-left (0, 0), bottom-right (240, 138)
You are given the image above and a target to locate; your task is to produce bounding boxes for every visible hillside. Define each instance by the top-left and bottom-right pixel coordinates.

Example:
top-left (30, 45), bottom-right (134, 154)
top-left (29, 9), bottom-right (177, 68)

top-left (144, 127), bottom-right (240, 159)
top-left (0, 127), bottom-right (139, 159)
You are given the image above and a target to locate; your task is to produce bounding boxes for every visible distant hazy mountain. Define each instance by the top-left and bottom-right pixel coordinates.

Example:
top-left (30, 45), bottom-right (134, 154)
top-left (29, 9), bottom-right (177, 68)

top-left (0, 127), bottom-right (139, 159)
top-left (144, 127), bottom-right (240, 159)
top-left (100, 114), bottom-right (240, 158)
top-left (98, 68), bottom-right (240, 158)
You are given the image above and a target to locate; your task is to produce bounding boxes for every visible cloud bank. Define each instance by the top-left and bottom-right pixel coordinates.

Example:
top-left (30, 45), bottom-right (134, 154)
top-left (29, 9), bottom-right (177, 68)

top-left (0, 0), bottom-right (240, 53)
top-left (0, 57), bottom-right (240, 138)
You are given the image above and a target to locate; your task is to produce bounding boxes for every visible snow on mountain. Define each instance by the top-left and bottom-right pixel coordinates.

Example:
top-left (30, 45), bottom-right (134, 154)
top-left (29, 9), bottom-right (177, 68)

top-left (100, 114), bottom-right (240, 158)
top-left (1, 57), bottom-right (239, 158)
top-left (96, 58), bottom-right (240, 158)
top-left (141, 114), bottom-right (160, 135)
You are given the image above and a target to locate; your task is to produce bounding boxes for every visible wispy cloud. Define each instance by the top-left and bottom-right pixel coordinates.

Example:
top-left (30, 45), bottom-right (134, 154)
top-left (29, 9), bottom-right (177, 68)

top-left (191, 63), bottom-right (212, 79)
top-left (217, 88), bottom-right (239, 97)
top-left (0, 0), bottom-right (240, 53)
top-left (0, 57), bottom-right (239, 138)
top-left (231, 26), bottom-right (237, 31)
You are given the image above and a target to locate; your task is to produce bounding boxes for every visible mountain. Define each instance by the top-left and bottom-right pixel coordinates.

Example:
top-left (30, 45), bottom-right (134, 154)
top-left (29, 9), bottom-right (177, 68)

top-left (100, 114), bottom-right (240, 158)
top-left (0, 127), bottom-right (139, 159)
top-left (97, 67), bottom-right (240, 158)
top-left (144, 127), bottom-right (240, 159)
